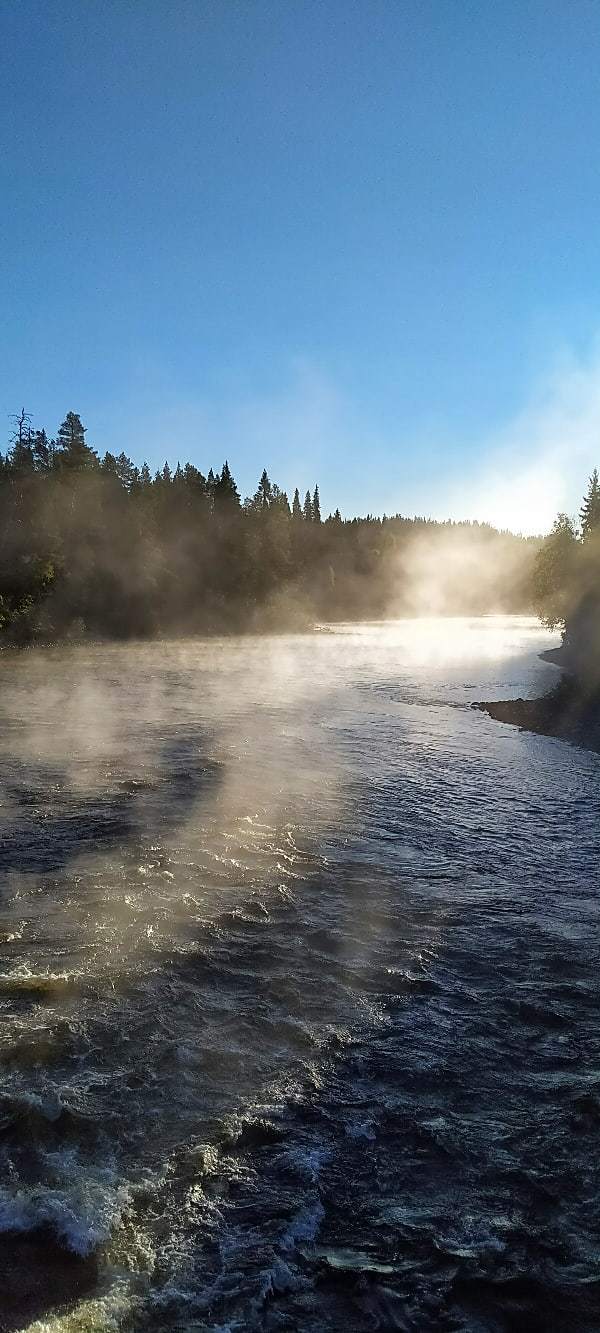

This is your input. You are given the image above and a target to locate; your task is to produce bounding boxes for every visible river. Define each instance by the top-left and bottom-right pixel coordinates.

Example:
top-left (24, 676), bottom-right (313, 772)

top-left (0, 617), bottom-right (598, 1332)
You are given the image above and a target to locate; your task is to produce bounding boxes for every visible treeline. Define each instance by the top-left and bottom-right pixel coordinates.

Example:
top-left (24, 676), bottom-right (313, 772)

top-left (0, 409), bottom-right (538, 643)
top-left (534, 469), bottom-right (600, 683)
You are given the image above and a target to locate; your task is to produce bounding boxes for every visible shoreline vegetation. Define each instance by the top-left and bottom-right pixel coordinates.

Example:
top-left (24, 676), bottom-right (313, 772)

top-left (0, 409), bottom-right (537, 645)
top-left (478, 470), bottom-right (600, 755)
top-left (2, 408), bottom-right (599, 759)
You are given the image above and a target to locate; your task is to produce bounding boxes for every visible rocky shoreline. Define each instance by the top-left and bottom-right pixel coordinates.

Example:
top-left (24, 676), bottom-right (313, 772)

top-left (474, 669), bottom-right (600, 755)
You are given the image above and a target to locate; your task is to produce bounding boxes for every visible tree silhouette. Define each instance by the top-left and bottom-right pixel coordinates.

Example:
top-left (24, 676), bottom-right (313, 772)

top-left (0, 405), bottom-right (539, 643)
top-left (579, 468), bottom-right (600, 540)
top-left (57, 412), bottom-right (96, 469)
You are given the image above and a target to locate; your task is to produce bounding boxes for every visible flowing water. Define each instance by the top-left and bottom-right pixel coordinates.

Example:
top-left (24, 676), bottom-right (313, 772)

top-left (0, 617), bottom-right (599, 1332)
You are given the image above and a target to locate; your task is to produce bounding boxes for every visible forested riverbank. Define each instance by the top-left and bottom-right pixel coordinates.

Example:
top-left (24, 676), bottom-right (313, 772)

top-left (0, 410), bottom-right (538, 645)
top-left (478, 470), bottom-right (600, 752)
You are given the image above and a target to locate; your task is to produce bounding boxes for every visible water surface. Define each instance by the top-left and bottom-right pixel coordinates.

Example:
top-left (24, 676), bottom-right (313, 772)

top-left (0, 617), bottom-right (598, 1331)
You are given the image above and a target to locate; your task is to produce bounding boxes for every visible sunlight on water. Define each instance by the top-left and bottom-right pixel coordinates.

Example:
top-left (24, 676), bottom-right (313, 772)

top-left (319, 614), bottom-right (555, 663)
top-left (0, 617), bottom-right (598, 1332)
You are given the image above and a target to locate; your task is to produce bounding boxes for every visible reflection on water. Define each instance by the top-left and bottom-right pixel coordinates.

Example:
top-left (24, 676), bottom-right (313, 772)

top-left (0, 618), bottom-right (599, 1331)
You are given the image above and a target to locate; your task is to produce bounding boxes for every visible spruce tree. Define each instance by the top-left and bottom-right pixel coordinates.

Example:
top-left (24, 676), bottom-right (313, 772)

top-left (579, 468), bottom-right (600, 539)
top-left (57, 412), bottom-right (96, 469)
top-left (292, 487), bottom-right (302, 520)
top-left (256, 468), bottom-right (272, 510)
top-left (32, 430), bottom-right (50, 469)
top-left (312, 484), bottom-right (321, 523)
top-left (213, 460), bottom-right (240, 507)
top-left (303, 490), bottom-right (313, 522)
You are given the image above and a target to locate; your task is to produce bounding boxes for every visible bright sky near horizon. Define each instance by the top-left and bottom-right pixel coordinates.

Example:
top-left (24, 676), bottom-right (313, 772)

top-left (2, 0), bottom-right (600, 532)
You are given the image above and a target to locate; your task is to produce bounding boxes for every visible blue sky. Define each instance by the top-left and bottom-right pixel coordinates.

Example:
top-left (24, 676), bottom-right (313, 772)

top-left (2, 0), bottom-right (600, 530)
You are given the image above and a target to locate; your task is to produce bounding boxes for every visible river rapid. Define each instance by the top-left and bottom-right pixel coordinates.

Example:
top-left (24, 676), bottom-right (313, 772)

top-left (0, 617), bottom-right (599, 1332)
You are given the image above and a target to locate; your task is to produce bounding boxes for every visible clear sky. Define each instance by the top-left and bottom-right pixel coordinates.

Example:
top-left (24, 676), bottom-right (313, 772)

top-left (2, 0), bottom-right (600, 531)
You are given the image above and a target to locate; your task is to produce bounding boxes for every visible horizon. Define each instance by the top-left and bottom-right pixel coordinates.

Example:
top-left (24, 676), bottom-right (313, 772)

top-left (4, 2), bottom-right (600, 533)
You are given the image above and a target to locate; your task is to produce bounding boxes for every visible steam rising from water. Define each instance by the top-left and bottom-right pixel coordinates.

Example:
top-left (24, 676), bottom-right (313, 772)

top-left (1, 621), bottom-right (599, 1333)
top-left (390, 529), bottom-right (536, 619)
top-left (448, 341), bottom-right (600, 533)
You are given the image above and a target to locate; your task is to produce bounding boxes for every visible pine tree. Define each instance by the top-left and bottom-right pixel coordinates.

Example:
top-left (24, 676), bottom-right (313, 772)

top-left (139, 462), bottom-right (152, 489)
top-left (116, 452), bottom-right (137, 490)
top-left (56, 412), bottom-right (96, 469)
top-left (579, 468), bottom-right (600, 539)
top-left (183, 463), bottom-right (206, 493)
top-left (292, 487), bottom-right (302, 520)
top-left (312, 484), bottom-right (321, 524)
top-left (162, 461), bottom-right (172, 484)
top-left (303, 490), bottom-right (313, 522)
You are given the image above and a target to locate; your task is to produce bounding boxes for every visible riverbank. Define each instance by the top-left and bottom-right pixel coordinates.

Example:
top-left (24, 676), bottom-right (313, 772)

top-left (474, 675), bottom-right (600, 754)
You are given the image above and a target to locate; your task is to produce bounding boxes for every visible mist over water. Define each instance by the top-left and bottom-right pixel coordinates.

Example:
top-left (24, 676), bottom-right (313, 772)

top-left (1, 618), bottom-right (599, 1332)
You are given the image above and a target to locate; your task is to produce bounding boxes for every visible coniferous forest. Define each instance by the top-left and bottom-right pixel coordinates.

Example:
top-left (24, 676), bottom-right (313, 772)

top-left (0, 409), bottom-right (539, 644)
top-left (533, 468), bottom-right (600, 685)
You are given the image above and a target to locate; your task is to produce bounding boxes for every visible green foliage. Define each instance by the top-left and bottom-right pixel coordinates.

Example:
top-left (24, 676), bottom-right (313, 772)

top-left (56, 412), bottom-right (97, 470)
top-left (533, 513), bottom-right (578, 628)
top-left (579, 468), bottom-right (600, 540)
top-left (0, 408), bottom-right (538, 644)
top-left (534, 472), bottom-right (600, 682)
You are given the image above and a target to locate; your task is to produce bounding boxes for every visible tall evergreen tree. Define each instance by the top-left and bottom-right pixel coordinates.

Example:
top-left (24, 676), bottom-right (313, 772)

top-left (32, 430), bottom-right (50, 469)
top-left (115, 453), bottom-right (137, 489)
top-left (303, 490), bottom-right (313, 522)
top-left (312, 484), bottom-right (321, 523)
top-left (256, 468), bottom-right (272, 510)
top-left (213, 460), bottom-right (240, 507)
top-left (56, 412), bottom-right (96, 469)
top-left (292, 487), bottom-right (302, 520)
top-left (580, 468), bottom-right (600, 539)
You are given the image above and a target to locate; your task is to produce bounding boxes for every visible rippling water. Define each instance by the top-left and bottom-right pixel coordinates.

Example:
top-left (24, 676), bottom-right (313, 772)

top-left (0, 617), bottom-right (599, 1332)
